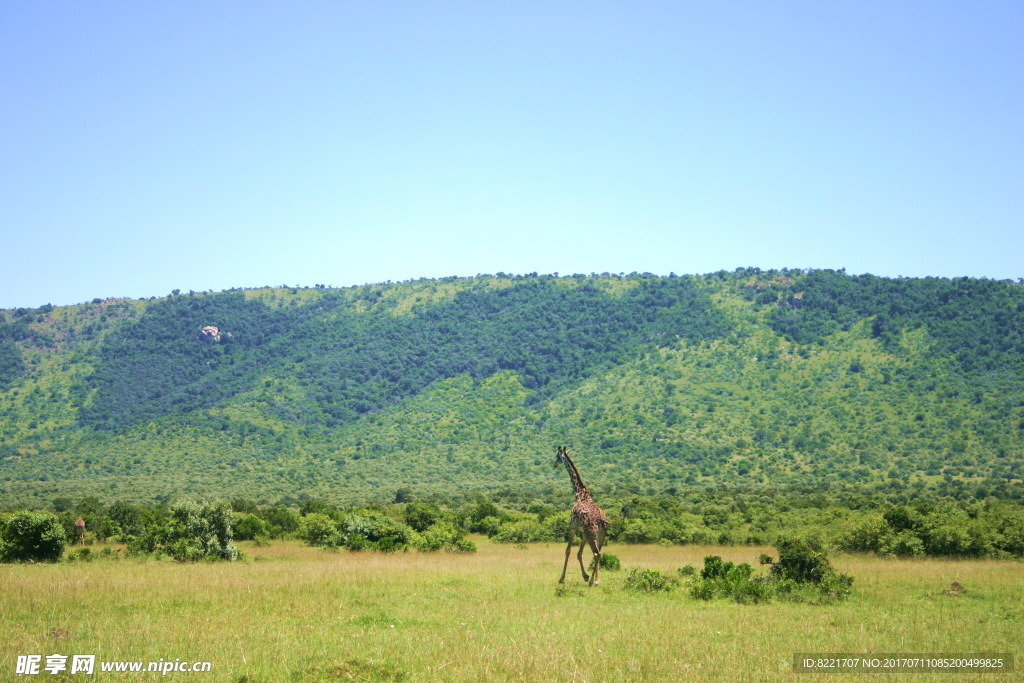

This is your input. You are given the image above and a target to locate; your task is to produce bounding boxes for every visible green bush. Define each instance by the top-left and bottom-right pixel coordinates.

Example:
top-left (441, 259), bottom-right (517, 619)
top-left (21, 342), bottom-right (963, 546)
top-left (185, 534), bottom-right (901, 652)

top-left (837, 514), bottom-right (888, 553)
top-left (492, 519), bottom-right (546, 544)
top-left (234, 514), bottom-right (269, 541)
top-left (471, 515), bottom-right (504, 538)
top-left (598, 552), bottom-right (621, 571)
top-left (769, 538), bottom-right (852, 602)
top-left (623, 568), bottom-right (678, 592)
top-left (687, 541), bottom-right (853, 604)
top-left (449, 538), bottom-right (477, 553)
top-left (340, 512), bottom-right (414, 552)
top-left (688, 556), bottom-right (773, 604)
top-left (618, 519), bottom-right (660, 544)
top-left (163, 501), bottom-right (239, 562)
top-left (879, 531), bottom-right (925, 557)
top-left (298, 513), bottom-right (339, 547)
top-left (541, 515), bottom-right (569, 541)
top-left (67, 547), bottom-right (93, 562)
top-left (0, 510), bottom-right (66, 562)
top-left (769, 538), bottom-right (833, 584)
top-left (126, 530), bottom-right (160, 556)
top-left (415, 521), bottom-right (474, 552)
top-left (403, 502), bottom-right (441, 532)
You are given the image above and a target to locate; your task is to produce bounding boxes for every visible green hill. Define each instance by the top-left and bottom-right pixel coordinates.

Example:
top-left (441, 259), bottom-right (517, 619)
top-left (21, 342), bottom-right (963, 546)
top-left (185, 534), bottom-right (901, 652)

top-left (1, 269), bottom-right (1022, 509)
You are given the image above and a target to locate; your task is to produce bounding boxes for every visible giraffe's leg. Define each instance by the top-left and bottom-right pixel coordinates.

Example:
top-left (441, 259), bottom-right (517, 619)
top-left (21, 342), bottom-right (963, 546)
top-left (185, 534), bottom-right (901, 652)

top-left (559, 533), bottom-right (575, 583)
top-left (576, 536), bottom-right (590, 582)
top-left (586, 534), bottom-right (601, 586)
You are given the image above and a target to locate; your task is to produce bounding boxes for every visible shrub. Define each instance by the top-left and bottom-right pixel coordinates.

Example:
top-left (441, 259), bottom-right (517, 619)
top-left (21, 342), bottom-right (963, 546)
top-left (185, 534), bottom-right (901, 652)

top-left (769, 538), bottom-right (832, 584)
top-left (599, 552), bottom-right (621, 571)
top-left (879, 531), bottom-right (925, 557)
top-left (689, 556), bottom-right (773, 604)
top-left (471, 516), bottom-right (504, 538)
top-left (449, 538), bottom-right (477, 553)
top-left (837, 514), bottom-right (888, 553)
top-left (403, 502), bottom-right (440, 532)
top-left (618, 519), bottom-right (660, 544)
top-left (769, 538), bottom-right (852, 603)
top-left (415, 521), bottom-right (474, 552)
top-left (623, 568), bottom-right (678, 592)
top-left (541, 515), bottom-right (569, 541)
top-left (687, 541), bottom-right (853, 604)
top-left (0, 510), bottom-right (66, 562)
top-left (124, 530), bottom-right (157, 556)
top-left (298, 513), bottom-right (339, 547)
top-left (67, 547), bottom-right (93, 562)
top-left (234, 514), bottom-right (269, 541)
top-left (700, 554), bottom-right (735, 580)
top-left (492, 519), bottom-right (546, 544)
top-left (256, 505), bottom-right (300, 539)
top-left (163, 501), bottom-right (239, 562)
top-left (340, 512), bottom-right (414, 552)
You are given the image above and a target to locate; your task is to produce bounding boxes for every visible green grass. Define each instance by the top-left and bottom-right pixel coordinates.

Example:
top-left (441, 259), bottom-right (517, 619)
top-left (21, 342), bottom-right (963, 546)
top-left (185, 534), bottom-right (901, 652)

top-left (2, 541), bottom-right (1021, 681)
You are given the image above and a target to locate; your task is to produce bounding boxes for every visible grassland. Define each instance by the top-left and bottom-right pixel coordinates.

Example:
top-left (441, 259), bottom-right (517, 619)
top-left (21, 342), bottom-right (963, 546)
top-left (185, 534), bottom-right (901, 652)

top-left (2, 541), bottom-right (1021, 682)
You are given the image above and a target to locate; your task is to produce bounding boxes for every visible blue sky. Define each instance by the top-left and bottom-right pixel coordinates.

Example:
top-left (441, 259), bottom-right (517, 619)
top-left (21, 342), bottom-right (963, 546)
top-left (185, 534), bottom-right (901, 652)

top-left (2, 1), bottom-right (1021, 309)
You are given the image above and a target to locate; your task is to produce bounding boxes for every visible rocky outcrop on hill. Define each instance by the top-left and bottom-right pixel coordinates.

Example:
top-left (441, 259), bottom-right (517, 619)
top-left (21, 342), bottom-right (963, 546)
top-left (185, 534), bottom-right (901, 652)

top-left (199, 325), bottom-right (221, 342)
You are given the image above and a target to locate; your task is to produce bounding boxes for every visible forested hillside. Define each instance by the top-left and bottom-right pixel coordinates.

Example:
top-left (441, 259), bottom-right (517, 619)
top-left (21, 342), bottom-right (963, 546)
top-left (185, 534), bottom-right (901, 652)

top-left (1, 269), bottom-right (1022, 510)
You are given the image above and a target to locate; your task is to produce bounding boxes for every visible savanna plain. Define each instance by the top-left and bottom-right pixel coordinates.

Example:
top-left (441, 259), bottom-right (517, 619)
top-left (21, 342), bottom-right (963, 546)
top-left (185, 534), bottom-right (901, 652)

top-left (2, 540), bottom-right (1021, 682)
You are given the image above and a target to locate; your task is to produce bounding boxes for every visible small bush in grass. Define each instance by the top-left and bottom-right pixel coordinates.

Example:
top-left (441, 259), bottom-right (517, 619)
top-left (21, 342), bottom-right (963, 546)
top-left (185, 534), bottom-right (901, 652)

top-left (449, 538), bottom-right (477, 553)
top-left (769, 537), bottom-right (853, 599)
top-left (588, 552), bottom-right (621, 572)
top-left (688, 556), bottom-right (773, 604)
top-left (67, 547), bottom-right (93, 562)
top-left (686, 539), bottom-right (853, 605)
top-left (624, 568), bottom-right (679, 592)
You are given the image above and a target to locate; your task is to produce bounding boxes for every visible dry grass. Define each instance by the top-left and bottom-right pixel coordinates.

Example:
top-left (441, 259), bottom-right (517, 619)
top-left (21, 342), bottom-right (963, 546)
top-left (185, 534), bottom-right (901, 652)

top-left (1, 541), bottom-right (1021, 681)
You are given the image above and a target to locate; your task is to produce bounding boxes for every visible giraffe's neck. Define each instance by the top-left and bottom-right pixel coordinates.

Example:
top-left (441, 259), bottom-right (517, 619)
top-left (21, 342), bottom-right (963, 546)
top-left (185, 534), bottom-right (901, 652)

top-left (562, 453), bottom-right (592, 501)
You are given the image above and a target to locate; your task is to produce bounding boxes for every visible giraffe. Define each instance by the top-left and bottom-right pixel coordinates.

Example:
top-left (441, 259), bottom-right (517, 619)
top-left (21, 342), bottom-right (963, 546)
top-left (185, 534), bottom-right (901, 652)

top-left (553, 446), bottom-right (609, 586)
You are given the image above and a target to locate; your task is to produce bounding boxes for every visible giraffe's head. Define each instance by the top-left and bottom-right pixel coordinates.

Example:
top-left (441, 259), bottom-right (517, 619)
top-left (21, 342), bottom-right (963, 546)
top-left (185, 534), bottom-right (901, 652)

top-left (553, 445), bottom-right (569, 469)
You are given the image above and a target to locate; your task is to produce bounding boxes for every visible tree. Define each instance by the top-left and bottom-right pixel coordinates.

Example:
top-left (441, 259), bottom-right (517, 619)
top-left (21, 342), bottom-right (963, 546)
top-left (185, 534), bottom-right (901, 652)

top-left (298, 513), bottom-right (338, 546)
top-left (163, 501), bottom-right (238, 561)
top-left (403, 501), bottom-right (440, 532)
top-left (0, 510), bottom-right (66, 562)
top-left (233, 515), bottom-right (268, 541)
